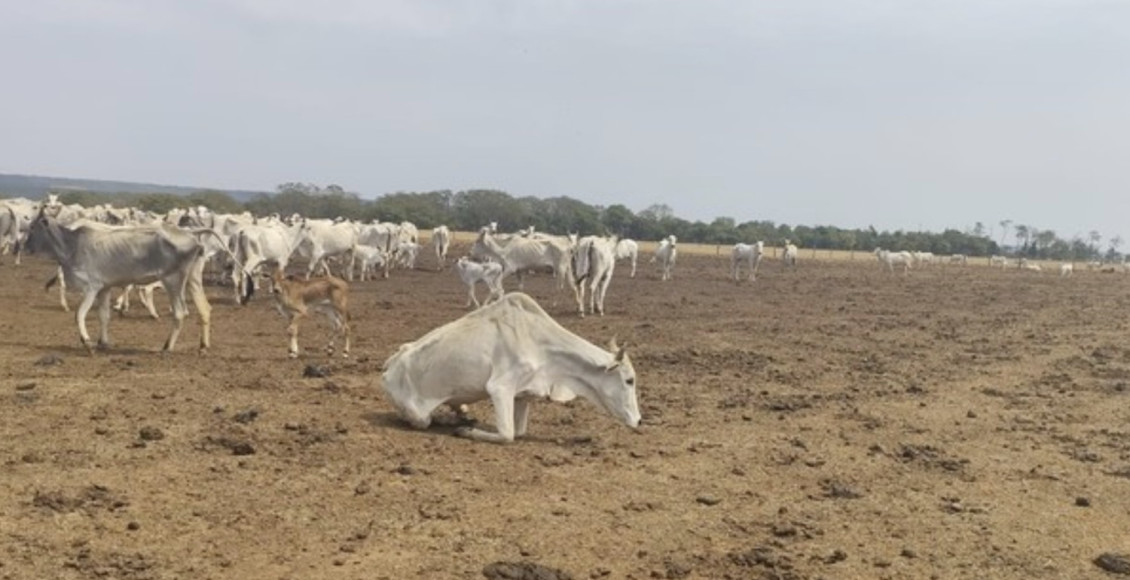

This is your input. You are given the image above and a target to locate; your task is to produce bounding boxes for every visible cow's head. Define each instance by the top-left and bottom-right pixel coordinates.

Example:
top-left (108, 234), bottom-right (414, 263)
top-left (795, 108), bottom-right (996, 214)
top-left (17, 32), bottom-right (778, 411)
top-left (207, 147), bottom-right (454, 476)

top-left (598, 337), bottom-right (641, 429)
top-left (23, 201), bottom-right (59, 256)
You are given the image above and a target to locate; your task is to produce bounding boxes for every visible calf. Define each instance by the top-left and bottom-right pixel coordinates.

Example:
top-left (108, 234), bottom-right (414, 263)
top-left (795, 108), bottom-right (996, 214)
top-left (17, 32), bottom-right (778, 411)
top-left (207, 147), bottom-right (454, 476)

top-left (268, 267), bottom-right (351, 358)
top-left (454, 256), bottom-right (504, 308)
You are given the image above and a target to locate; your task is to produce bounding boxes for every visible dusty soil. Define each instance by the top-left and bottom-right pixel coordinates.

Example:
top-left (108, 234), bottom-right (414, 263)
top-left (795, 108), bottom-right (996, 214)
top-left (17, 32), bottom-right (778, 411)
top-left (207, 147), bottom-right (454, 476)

top-left (2, 246), bottom-right (1129, 580)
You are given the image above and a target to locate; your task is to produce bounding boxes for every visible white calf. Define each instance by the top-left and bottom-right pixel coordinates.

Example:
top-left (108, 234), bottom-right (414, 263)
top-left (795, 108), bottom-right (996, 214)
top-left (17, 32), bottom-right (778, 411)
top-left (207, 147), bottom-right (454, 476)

top-left (731, 241), bottom-right (765, 282)
top-left (353, 244), bottom-right (388, 281)
top-left (454, 257), bottom-right (505, 308)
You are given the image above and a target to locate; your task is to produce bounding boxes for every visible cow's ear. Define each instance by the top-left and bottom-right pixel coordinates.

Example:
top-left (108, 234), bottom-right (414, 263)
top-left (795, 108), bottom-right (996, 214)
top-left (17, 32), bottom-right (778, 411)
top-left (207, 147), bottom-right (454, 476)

top-left (604, 361), bottom-right (620, 373)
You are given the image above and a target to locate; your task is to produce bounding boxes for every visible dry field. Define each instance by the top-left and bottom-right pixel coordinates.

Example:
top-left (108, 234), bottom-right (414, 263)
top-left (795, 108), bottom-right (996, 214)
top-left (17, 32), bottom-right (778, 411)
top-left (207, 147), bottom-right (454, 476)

top-left (2, 242), bottom-right (1129, 580)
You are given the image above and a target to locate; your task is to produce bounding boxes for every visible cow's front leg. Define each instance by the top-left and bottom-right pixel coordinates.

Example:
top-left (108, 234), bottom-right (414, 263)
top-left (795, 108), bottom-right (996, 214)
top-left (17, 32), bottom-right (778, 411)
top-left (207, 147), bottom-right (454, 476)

top-left (455, 391), bottom-right (515, 444)
top-left (513, 399), bottom-right (531, 438)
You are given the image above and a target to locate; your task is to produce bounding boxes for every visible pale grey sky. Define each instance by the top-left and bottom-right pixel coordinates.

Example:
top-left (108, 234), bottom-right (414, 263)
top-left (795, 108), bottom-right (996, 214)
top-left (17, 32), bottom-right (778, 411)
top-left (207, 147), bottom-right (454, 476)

top-left (2, 0), bottom-right (1128, 244)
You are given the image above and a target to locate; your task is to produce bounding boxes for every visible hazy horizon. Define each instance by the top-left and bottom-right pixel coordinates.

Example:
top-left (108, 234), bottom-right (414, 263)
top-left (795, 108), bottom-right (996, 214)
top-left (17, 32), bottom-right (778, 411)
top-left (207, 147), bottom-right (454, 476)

top-left (3, 1), bottom-right (1127, 245)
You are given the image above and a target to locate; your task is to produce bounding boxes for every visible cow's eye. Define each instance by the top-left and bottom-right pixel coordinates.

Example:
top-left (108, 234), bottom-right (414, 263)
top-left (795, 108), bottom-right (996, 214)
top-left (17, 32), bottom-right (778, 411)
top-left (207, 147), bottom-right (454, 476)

top-left (625, 377), bottom-right (635, 386)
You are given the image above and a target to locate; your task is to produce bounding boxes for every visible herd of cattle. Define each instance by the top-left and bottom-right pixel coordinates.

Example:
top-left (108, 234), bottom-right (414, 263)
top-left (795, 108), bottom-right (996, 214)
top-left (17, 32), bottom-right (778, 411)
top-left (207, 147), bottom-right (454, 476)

top-left (1, 195), bottom-right (1124, 442)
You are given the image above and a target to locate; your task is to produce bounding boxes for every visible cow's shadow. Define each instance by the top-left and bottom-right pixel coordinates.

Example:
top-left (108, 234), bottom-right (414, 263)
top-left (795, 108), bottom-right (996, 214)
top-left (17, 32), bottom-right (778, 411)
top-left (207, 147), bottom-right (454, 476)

top-left (361, 410), bottom-right (569, 445)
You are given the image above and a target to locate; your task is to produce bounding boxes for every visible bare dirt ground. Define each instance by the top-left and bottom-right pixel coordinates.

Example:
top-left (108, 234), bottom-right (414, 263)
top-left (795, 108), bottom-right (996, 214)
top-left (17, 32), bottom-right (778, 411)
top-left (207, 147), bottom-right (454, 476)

top-left (2, 245), bottom-right (1130, 580)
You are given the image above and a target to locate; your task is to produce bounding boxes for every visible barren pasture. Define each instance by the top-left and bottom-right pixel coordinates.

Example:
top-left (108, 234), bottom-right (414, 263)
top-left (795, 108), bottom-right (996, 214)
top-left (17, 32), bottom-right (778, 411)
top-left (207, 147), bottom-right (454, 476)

top-left (2, 245), bottom-right (1130, 580)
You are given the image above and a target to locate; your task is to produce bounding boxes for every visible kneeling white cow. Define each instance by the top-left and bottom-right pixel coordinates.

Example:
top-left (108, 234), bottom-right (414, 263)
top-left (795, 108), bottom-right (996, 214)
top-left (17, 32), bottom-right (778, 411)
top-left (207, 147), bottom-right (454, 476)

top-left (381, 293), bottom-right (641, 444)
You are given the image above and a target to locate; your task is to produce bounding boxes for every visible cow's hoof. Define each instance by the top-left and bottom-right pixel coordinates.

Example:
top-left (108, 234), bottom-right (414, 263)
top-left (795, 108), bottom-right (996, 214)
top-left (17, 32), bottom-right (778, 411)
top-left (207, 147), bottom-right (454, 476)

top-left (288, 351), bottom-right (298, 359)
top-left (453, 426), bottom-right (473, 438)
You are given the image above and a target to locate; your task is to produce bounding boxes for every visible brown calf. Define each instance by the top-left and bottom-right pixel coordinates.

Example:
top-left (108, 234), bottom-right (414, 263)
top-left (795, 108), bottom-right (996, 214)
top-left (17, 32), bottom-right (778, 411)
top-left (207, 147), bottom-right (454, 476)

top-left (269, 267), bottom-right (351, 358)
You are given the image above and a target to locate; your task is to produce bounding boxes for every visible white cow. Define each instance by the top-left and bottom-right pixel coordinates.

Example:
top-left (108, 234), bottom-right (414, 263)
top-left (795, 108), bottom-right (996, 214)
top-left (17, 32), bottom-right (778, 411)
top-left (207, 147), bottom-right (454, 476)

top-left (454, 256), bottom-right (505, 308)
top-left (230, 220), bottom-right (305, 303)
top-left (782, 240), bottom-right (798, 268)
top-left (357, 222), bottom-right (400, 279)
top-left (25, 207), bottom-right (251, 352)
top-left (398, 221), bottom-right (419, 245)
top-left (381, 292), bottom-right (641, 444)
top-left (731, 241), bottom-right (764, 282)
top-left (948, 254), bottom-right (968, 266)
top-left (875, 248), bottom-right (913, 274)
top-left (297, 219), bottom-right (358, 280)
top-left (432, 225), bottom-right (451, 270)
top-left (989, 255), bottom-right (1008, 269)
top-left (352, 244), bottom-right (389, 281)
top-left (651, 235), bottom-right (677, 281)
top-left (1059, 263), bottom-right (1074, 277)
top-left (393, 241), bottom-right (422, 270)
top-left (911, 251), bottom-right (936, 268)
top-left (614, 238), bottom-right (639, 278)
top-left (573, 236), bottom-right (617, 316)
top-left (1020, 259), bottom-right (1042, 273)
top-left (470, 228), bottom-right (581, 313)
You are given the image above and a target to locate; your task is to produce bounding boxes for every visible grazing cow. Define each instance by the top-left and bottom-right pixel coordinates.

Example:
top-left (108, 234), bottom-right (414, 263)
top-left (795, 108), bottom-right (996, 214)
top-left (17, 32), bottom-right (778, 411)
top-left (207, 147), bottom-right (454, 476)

top-left (874, 248), bottom-right (913, 274)
top-left (614, 238), bottom-right (639, 278)
top-left (572, 236), bottom-right (617, 316)
top-left (1020, 259), bottom-right (1042, 273)
top-left (782, 240), bottom-right (798, 268)
top-left (381, 292), bottom-right (641, 444)
top-left (454, 256), bottom-right (505, 308)
top-left (432, 225), bottom-right (451, 270)
top-left (393, 241), bottom-right (422, 270)
top-left (471, 228), bottom-right (580, 313)
top-left (948, 254), bottom-right (968, 266)
top-left (24, 207), bottom-right (252, 352)
top-left (1059, 263), bottom-right (1074, 277)
top-left (989, 255), bottom-right (1008, 269)
top-left (267, 266), bottom-right (351, 358)
top-left (651, 235), bottom-right (678, 281)
top-left (731, 241), bottom-right (765, 282)
top-left (352, 244), bottom-right (388, 281)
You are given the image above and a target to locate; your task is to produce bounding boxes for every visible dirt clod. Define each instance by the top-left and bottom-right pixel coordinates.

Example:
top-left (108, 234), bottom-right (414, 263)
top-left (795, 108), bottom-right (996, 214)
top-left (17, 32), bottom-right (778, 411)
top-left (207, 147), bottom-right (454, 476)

top-left (33, 353), bottom-right (63, 366)
top-left (1094, 553), bottom-right (1130, 575)
top-left (482, 560), bottom-right (574, 580)
top-left (138, 426), bottom-right (164, 441)
top-left (232, 408), bottom-right (260, 424)
top-left (303, 364), bottom-right (331, 378)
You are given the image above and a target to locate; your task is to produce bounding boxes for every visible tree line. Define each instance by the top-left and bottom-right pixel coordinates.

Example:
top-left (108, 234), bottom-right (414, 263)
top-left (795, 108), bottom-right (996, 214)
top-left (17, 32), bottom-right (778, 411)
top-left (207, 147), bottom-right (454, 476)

top-left (31, 183), bottom-right (1124, 262)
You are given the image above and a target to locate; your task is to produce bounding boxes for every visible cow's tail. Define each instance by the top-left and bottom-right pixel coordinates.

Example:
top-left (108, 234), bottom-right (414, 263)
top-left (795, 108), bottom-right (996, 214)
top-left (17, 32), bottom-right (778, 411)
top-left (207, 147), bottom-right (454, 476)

top-left (572, 239), bottom-right (591, 285)
top-left (195, 229), bottom-right (256, 305)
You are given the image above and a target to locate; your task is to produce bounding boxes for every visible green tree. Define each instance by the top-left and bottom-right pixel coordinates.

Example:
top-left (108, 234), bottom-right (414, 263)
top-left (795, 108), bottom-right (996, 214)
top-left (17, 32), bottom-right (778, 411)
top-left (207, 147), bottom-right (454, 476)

top-left (601, 204), bottom-right (635, 235)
